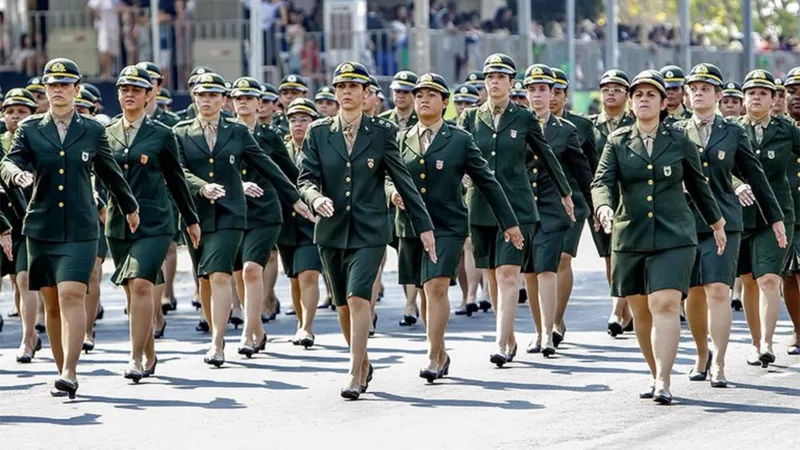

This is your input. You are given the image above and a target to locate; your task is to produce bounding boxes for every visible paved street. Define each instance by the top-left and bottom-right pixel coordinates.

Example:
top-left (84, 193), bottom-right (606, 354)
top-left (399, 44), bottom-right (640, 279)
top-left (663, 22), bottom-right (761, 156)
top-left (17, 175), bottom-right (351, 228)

top-left (1, 227), bottom-right (799, 449)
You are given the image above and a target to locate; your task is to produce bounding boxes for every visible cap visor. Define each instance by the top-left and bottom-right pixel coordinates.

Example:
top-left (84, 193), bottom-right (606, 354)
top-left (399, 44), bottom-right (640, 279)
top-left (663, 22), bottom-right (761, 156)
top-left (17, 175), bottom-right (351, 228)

top-left (333, 76), bottom-right (369, 86)
top-left (117, 79), bottom-right (153, 89)
top-left (743, 80), bottom-right (776, 91)
top-left (390, 82), bottom-right (415, 91)
top-left (483, 67), bottom-right (515, 75)
top-left (453, 96), bottom-right (478, 104)
top-left (664, 81), bottom-right (685, 89)
top-left (44, 76), bottom-right (79, 84)
top-left (686, 76), bottom-right (721, 87)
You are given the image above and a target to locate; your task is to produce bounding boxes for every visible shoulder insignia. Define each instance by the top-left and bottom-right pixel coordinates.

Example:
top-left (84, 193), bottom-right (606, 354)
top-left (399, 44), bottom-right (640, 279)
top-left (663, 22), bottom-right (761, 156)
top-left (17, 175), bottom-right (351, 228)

top-left (19, 113), bottom-right (44, 126)
top-left (105, 116), bottom-right (122, 128)
top-left (174, 119), bottom-right (195, 128)
top-left (608, 125), bottom-right (632, 140)
top-left (373, 117), bottom-right (393, 129)
top-left (309, 116), bottom-right (333, 129)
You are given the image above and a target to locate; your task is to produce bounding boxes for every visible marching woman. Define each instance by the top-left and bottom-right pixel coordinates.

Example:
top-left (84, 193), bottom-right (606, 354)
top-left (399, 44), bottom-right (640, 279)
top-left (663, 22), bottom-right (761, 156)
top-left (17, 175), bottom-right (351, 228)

top-left (228, 76), bottom-right (302, 356)
top-left (105, 66), bottom-right (201, 382)
top-left (174, 72), bottom-right (313, 367)
top-left (298, 61), bottom-right (434, 399)
top-left (458, 54), bottom-right (572, 367)
top-left (278, 98), bottom-right (325, 347)
top-left (391, 73), bottom-right (521, 382)
top-left (0, 88), bottom-right (41, 362)
top-left (720, 82), bottom-right (745, 118)
top-left (0, 58), bottom-right (140, 398)
top-left (676, 64), bottom-right (784, 387)
top-left (314, 85), bottom-right (339, 118)
top-left (522, 64), bottom-right (594, 356)
top-left (732, 69), bottom-right (800, 368)
top-left (592, 70), bottom-right (725, 404)
top-left (781, 68), bottom-right (800, 356)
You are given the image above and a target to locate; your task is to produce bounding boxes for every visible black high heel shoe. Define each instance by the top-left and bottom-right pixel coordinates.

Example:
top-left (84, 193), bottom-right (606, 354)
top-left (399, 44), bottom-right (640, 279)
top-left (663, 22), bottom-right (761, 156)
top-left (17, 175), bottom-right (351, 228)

top-left (191, 298), bottom-right (202, 310)
top-left (154, 321), bottom-right (167, 339)
top-left (639, 385), bottom-right (655, 399)
top-left (82, 340), bottom-right (95, 353)
top-left (624, 319), bottom-right (634, 333)
top-left (35, 322), bottom-right (46, 333)
top-left (759, 350), bottom-right (776, 368)
top-left (689, 351), bottom-right (713, 381)
top-left (161, 302), bottom-right (172, 316)
top-left (437, 355), bottom-right (451, 379)
top-left (195, 319), bottom-right (209, 333)
top-left (8, 309), bottom-right (19, 318)
top-left (542, 345), bottom-right (556, 358)
top-left (478, 299), bottom-right (492, 313)
top-left (340, 388), bottom-right (360, 400)
top-left (0, 315), bottom-right (4, 333)
top-left (299, 334), bottom-right (315, 349)
top-left (260, 313), bottom-right (271, 323)
top-left (16, 351), bottom-right (32, 364)
top-left (54, 378), bottom-right (79, 399)
top-left (527, 341), bottom-right (542, 354)
top-left (229, 311), bottom-right (244, 329)
top-left (124, 366), bottom-right (144, 384)
top-left (607, 322), bottom-right (623, 337)
top-left (204, 349), bottom-right (225, 368)
top-left (369, 313), bottom-right (378, 337)
top-left (95, 305), bottom-right (104, 321)
top-left (731, 298), bottom-right (743, 311)
top-left (489, 353), bottom-right (507, 368)
top-left (144, 356), bottom-right (158, 377)
top-left (552, 329), bottom-right (565, 348)
top-left (420, 367), bottom-right (438, 383)
top-left (34, 336), bottom-right (42, 354)
top-left (399, 310), bottom-right (418, 326)
top-left (360, 364), bottom-right (374, 393)
top-left (653, 389), bottom-right (673, 405)
top-left (237, 344), bottom-right (255, 358)
top-left (254, 333), bottom-right (268, 353)
top-left (506, 343), bottom-right (518, 362)
top-left (518, 287), bottom-right (528, 304)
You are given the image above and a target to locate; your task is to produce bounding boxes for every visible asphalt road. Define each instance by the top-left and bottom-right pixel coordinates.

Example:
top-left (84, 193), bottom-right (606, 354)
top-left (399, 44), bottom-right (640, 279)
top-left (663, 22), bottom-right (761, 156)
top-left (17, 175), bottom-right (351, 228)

top-left (1, 226), bottom-right (799, 449)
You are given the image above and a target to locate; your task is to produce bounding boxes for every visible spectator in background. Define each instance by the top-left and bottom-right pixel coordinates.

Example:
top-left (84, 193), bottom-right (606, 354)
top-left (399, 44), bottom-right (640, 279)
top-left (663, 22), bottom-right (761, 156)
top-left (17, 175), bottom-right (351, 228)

top-left (88, 0), bottom-right (122, 78)
top-left (12, 33), bottom-right (37, 76)
top-left (284, 7), bottom-right (304, 74)
top-left (136, 10), bottom-right (152, 62)
top-left (390, 5), bottom-right (409, 47)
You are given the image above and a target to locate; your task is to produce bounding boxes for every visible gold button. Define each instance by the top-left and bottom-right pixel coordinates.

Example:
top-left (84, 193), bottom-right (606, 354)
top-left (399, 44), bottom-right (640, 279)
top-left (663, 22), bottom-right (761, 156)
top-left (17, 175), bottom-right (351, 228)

top-left (59, 151), bottom-right (65, 156)
top-left (242, 169), bottom-right (247, 175)
top-left (124, 149), bottom-right (129, 154)
top-left (648, 212), bottom-right (654, 218)
top-left (533, 182), bottom-right (537, 188)
top-left (421, 188), bottom-right (426, 193)
top-left (703, 162), bottom-right (709, 167)
top-left (492, 133), bottom-right (497, 138)
top-left (419, 159), bottom-right (425, 164)
top-left (534, 155), bottom-right (539, 160)
top-left (648, 179), bottom-right (653, 185)
top-left (58, 185), bottom-right (64, 191)
top-left (533, 168), bottom-right (538, 174)
top-left (647, 164), bottom-right (653, 169)
top-left (535, 196), bottom-right (539, 201)
top-left (796, 158), bottom-right (800, 163)
top-left (124, 164), bottom-right (129, 169)
top-left (209, 172), bottom-right (214, 177)
top-left (491, 151), bottom-right (496, 156)
top-left (58, 202), bottom-right (64, 207)
top-left (345, 191), bottom-right (351, 197)
top-left (346, 162), bottom-right (351, 167)
top-left (345, 177), bottom-right (351, 183)
top-left (292, 212), bottom-right (297, 217)
top-left (59, 169), bottom-right (64, 174)
top-left (420, 173), bottom-right (426, 179)
top-left (209, 158), bottom-right (214, 163)
top-left (756, 150), bottom-right (761, 155)
top-left (210, 200), bottom-right (215, 204)
top-left (699, 147), bottom-right (704, 153)
top-left (346, 205), bottom-right (351, 211)
top-left (647, 195), bottom-right (652, 201)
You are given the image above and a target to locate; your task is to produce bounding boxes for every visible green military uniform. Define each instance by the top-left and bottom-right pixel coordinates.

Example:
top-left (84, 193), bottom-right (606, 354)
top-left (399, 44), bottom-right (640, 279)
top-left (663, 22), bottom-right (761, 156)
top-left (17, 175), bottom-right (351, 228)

top-left (779, 68), bottom-right (800, 276)
top-left (589, 110), bottom-right (635, 257)
top-left (0, 110), bottom-right (139, 289)
top-left (271, 111), bottom-right (289, 134)
top-left (152, 107), bottom-right (180, 128)
top-left (530, 113), bottom-right (594, 273)
top-left (175, 74), bottom-right (302, 277)
top-left (675, 64), bottom-right (783, 287)
top-left (661, 65), bottom-right (693, 125)
top-left (458, 66), bottom-right (571, 270)
top-left (393, 117), bottom-right (518, 287)
top-left (592, 120), bottom-right (722, 296)
top-left (298, 61), bottom-right (433, 307)
top-left (378, 108), bottom-right (418, 129)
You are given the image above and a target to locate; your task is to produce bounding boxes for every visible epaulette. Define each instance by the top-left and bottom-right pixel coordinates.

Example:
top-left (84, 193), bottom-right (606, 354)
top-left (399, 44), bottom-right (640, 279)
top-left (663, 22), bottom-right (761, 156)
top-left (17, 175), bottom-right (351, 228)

top-left (309, 116), bottom-right (333, 128)
top-left (224, 117), bottom-right (246, 126)
top-left (721, 116), bottom-right (746, 130)
top-left (105, 116), bottom-right (122, 127)
top-left (608, 124), bottom-right (633, 139)
top-left (149, 118), bottom-right (172, 130)
top-left (18, 113), bottom-right (44, 126)
top-left (80, 113), bottom-right (103, 126)
top-left (174, 119), bottom-right (194, 128)
top-left (372, 116), bottom-right (394, 130)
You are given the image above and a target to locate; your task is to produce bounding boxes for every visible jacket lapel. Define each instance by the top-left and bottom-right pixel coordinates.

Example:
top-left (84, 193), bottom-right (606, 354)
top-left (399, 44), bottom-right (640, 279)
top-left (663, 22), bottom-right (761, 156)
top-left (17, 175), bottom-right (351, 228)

top-left (402, 124), bottom-right (422, 157)
top-left (477, 103), bottom-right (495, 131)
top-left (545, 115), bottom-right (562, 145)
top-left (761, 116), bottom-right (779, 146)
top-left (706, 116), bottom-right (728, 150)
top-left (649, 125), bottom-right (671, 162)
top-left (327, 117), bottom-right (350, 161)
top-left (684, 119), bottom-right (702, 147)
top-left (62, 114), bottom-right (87, 149)
top-left (213, 118), bottom-right (233, 154)
top-left (496, 104), bottom-right (520, 134)
top-left (107, 119), bottom-right (127, 148)
top-left (189, 118), bottom-right (212, 155)
top-left (350, 116), bottom-right (374, 160)
top-left (424, 123), bottom-right (451, 156)
top-left (624, 129), bottom-right (651, 162)
top-left (130, 117), bottom-right (156, 149)
top-left (36, 112), bottom-right (64, 149)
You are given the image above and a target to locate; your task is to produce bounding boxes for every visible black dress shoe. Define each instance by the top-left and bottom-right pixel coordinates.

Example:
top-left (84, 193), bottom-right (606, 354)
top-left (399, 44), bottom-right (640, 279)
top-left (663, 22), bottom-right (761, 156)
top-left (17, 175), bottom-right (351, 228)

top-left (95, 305), bottom-right (104, 321)
top-left (254, 333), bottom-right (267, 353)
top-left (653, 389), bottom-right (673, 405)
top-left (369, 313), bottom-right (378, 337)
top-left (438, 355), bottom-right (451, 379)
top-left (360, 363), bottom-right (374, 393)
top-left (552, 331), bottom-right (564, 349)
top-left (788, 345), bottom-right (800, 355)
top-left (542, 345), bottom-right (556, 358)
top-left (299, 334), bottom-right (315, 349)
top-left (16, 353), bottom-right (32, 364)
top-left (228, 311), bottom-right (244, 329)
top-left (759, 351), bottom-right (776, 368)
top-left (607, 322), bottom-right (623, 337)
top-left (260, 313), bottom-right (271, 323)
top-left (466, 302), bottom-right (479, 316)
top-left (35, 336), bottom-right (42, 353)
top-left (191, 298), bottom-right (202, 310)
top-left (237, 345), bottom-right (255, 358)
top-left (689, 351), bottom-right (712, 381)
top-left (478, 300), bottom-right (492, 313)
top-left (35, 322), bottom-right (46, 333)
top-left (161, 302), bottom-right (172, 315)
top-left (204, 353), bottom-right (225, 368)
top-left (82, 340), bottom-right (95, 353)
top-left (490, 353), bottom-right (507, 368)
top-left (506, 343), bottom-right (518, 362)
top-left (340, 388), bottom-right (360, 400)
top-left (399, 314), bottom-right (417, 326)
top-left (526, 342), bottom-right (541, 354)
top-left (419, 368), bottom-right (438, 383)
top-left (195, 319), bottom-right (209, 333)
top-left (518, 287), bottom-right (528, 304)
top-left (8, 310), bottom-right (19, 318)
top-left (639, 386), bottom-right (655, 399)
top-left (731, 298), bottom-right (743, 311)
top-left (624, 319), bottom-right (634, 333)
top-left (124, 368), bottom-right (144, 384)
top-left (143, 357), bottom-right (158, 377)
top-left (154, 321), bottom-right (167, 339)
top-left (54, 378), bottom-right (79, 399)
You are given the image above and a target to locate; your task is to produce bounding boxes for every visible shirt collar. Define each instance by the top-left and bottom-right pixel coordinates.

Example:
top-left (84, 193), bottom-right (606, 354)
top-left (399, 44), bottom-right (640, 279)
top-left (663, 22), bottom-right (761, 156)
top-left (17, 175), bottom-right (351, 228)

top-left (339, 112), bottom-right (363, 131)
top-left (123, 113), bottom-right (146, 130)
top-left (669, 104), bottom-right (686, 118)
top-left (748, 113), bottom-right (771, 128)
top-left (635, 123), bottom-right (658, 140)
top-left (418, 118), bottom-right (444, 137)
top-left (538, 112), bottom-right (551, 124)
top-left (599, 110), bottom-right (624, 124)
top-left (487, 98), bottom-right (510, 115)
top-left (199, 115), bottom-right (220, 129)
top-left (692, 112), bottom-right (716, 127)
top-left (52, 110), bottom-right (74, 124)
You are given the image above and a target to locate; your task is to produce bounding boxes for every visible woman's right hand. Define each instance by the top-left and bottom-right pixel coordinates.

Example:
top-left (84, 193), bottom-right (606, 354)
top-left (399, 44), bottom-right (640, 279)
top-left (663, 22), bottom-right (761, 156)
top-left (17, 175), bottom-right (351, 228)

top-left (12, 171), bottom-right (33, 188)
top-left (200, 183), bottom-right (226, 200)
top-left (735, 183), bottom-right (755, 207)
top-left (596, 205), bottom-right (614, 235)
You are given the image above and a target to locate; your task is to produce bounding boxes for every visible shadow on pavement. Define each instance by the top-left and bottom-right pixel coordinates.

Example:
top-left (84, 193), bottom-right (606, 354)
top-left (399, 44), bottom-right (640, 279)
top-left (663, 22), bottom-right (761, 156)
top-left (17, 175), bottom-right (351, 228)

top-left (371, 391), bottom-right (544, 410)
top-left (0, 413), bottom-right (101, 426)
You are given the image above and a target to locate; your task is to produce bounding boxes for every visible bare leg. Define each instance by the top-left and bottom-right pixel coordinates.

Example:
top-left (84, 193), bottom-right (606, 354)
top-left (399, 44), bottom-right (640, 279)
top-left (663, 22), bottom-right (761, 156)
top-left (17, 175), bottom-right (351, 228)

top-left (685, 286), bottom-right (709, 372)
top-left (152, 283), bottom-right (165, 331)
top-left (57, 281), bottom-right (89, 381)
top-left (41, 287), bottom-right (63, 372)
top-left (464, 239), bottom-right (481, 307)
top-left (740, 273), bottom-right (761, 351)
top-left (554, 253), bottom-right (573, 333)
top-left (786, 276), bottom-right (800, 349)
top-left (263, 251), bottom-right (279, 314)
top-left (756, 274), bottom-right (782, 356)
top-left (423, 277), bottom-right (451, 371)
top-left (344, 296), bottom-right (370, 391)
top-left (290, 278), bottom-right (302, 332)
top-left (161, 241), bottom-right (178, 306)
top-left (127, 279), bottom-right (155, 370)
top-left (298, 271), bottom-right (320, 336)
top-left (705, 283), bottom-right (732, 381)
top-left (492, 265), bottom-right (521, 354)
top-left (84, 258), bottom-right (102, 345)
top-left (648, 289), bottom-right (682, 393)
top-left (627, 295), bottom-right (655, 381)
top-left (241, 262), bottom-right (266, 346)
top-left (208, 272), bottom-right (233, 354)
top-left (537, 271), bottom-right (558, 349)
top-left (16, 272), bottom-right (39, 355)
top-left (524, 273), bottom-right (542, 348)
top-left (199, 278), bottom-right (212, 324)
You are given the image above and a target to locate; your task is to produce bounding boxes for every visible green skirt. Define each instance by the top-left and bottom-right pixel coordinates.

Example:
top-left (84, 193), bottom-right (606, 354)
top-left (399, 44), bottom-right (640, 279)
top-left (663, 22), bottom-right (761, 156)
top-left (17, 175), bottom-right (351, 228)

top-left (526, 227), bottom-right (567, 274)
top-left (470, 223), bottom-right (537, 270)
top-left (235, 224), bottom-right (281, 270)
top-left (590, 226), bottom-right (612, 258)
top-left (783, 225), bottom-right (800, 276)
top-left (397, 236), bottom-right (464, 288)
top-left (738, 224), bottom-right (794, 279)
top-left (108, 235), bottom-right (171, 286)
top-left (690, 232), bottom-right (741, 288)
top-left (27, 238), bottom-right (97, 290)
top-left (278, 244), bottom-right (323, 278)
top-left (562, 219), bottom-right (585, 257)
top-left (611, 246), bottom-right (697, 297)
top-left (186, 229), bottom-right (244, 278)
top-left (1, 234), bottom-right (26, 277)
top-left (319, 246), bottom-right (386, 307)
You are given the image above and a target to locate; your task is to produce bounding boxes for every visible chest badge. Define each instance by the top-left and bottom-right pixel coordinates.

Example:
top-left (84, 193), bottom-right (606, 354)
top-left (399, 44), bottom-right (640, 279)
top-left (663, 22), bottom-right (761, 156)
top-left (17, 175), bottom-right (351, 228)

top-left (140, 154), bottom-right (149, 165)
top-left (229, 155), bottom-right (235, 164)
top-left (367, 158), bottom-right (375, 169)
top-left (768, 150), bottom-right (775, 160)
top-left (663, 165), bottom-right (672, 177)
top-left (81, 151), bottom-right (89, 162)
top-left (510, 130), bottom-right (517, 139)
top-left (436, 160), bottom-right (444, 170)
top-left (717, 151), bottom-right (726, 160)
